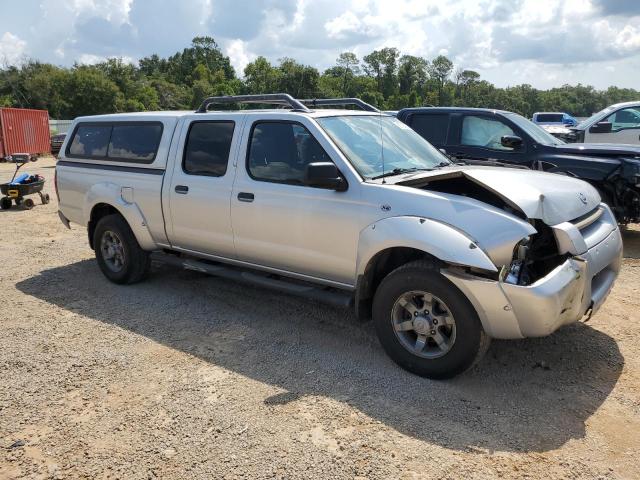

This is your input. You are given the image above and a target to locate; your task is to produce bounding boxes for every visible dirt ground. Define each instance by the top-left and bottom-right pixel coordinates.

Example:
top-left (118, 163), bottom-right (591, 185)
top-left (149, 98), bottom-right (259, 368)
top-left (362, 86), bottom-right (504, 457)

top-left (0, 156), bottom-right (639, 479)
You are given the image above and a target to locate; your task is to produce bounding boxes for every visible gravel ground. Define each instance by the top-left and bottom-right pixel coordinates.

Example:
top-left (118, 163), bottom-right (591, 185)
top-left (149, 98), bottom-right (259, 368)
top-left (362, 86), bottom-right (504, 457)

top-left (1, 157), bottom-right (639, 479)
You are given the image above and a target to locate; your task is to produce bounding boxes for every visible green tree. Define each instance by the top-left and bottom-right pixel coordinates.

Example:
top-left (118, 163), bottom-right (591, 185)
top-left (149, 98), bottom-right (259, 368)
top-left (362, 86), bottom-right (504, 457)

top-left (398, 55), bottom-right (428, 96)
top-left (363, 47), bottom-right (400, 99)
top-left (65, 66), bottom-right (120, 117)
top-left (335, 52), bottom-right (360, 96)
top-left (428, 55), bottom-right (454, 105)
top-left (244, 56), bottom-right (280, 94)
top-left (165, 36), bottom-right (235, 86)
top-left (276, 58), bottom-right (319, 98)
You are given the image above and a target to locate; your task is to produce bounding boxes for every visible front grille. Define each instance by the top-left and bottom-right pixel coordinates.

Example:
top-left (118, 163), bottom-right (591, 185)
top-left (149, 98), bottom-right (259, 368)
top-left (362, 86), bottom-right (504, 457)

top-left (570, 205), bottom-right (617, 250)
top-left (571, 206), bottom-right (603, 231)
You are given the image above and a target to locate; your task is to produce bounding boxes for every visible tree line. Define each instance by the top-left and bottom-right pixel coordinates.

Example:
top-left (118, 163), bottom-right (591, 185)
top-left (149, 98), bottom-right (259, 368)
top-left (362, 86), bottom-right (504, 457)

top-left (1, 36), bottom-right (638, 120)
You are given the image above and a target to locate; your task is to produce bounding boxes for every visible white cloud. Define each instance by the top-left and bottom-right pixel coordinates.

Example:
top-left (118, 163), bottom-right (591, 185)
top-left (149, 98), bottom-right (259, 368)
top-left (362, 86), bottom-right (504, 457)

top-left (225, 39), bottom-right (255, 76)
top-left (77, 53), bottom-right (135, 65)
top-left (1, 0), bottom-right (640, 90)
top-left (325, 12), bottom-right (364, 39)
top-left (77, 53), bottom-right (106, 64)
top-left (0, 32), bottom-right (27, 65)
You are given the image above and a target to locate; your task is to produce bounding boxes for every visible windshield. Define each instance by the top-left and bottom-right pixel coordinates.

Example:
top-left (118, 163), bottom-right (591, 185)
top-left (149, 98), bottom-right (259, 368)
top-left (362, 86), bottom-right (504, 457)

top-left (316, 115), bottom-right (450, 179)
top-left (576, 106), bottom-right (617, 129)
top-left (505, 113), bottom-right (565, 146)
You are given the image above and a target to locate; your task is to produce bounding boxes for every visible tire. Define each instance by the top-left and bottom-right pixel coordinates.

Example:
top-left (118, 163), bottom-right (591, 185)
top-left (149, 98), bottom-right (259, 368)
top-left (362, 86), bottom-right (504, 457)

top-left (42, 193), bottom-right (50, 205)
top-left (372, 260), bottom-right (490, 379)
top-left (93, 214), bottom-right (151, 284)
top-left (23, 198), bottom-right (34, 210)
top-left (0, 197), bottom-right (11, 210)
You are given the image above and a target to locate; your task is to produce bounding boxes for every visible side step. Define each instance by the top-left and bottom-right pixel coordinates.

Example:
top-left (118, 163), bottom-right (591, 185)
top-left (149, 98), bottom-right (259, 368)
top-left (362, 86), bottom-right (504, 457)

top-left (150, 252), bottom-right (353, 309)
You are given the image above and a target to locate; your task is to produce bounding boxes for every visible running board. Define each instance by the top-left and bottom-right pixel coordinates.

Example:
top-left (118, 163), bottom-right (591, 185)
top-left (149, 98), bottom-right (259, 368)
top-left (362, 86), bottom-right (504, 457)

top-left (150, 252), bottom-right (353, 309)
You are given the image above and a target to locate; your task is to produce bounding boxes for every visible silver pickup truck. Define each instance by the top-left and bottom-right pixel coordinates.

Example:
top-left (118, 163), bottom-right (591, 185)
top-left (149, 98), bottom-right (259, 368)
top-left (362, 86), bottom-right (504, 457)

top-left (56, 94), bottom-right (623, 379)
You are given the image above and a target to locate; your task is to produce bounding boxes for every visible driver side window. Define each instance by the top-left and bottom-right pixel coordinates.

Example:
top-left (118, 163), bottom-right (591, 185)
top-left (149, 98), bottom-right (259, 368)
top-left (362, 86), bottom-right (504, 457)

top-left (606, 107), bottom-right (640, 131)
top-left (247, 121), bottom-right (332, 185)
top-left (461, 116), bottom-right (516, 151)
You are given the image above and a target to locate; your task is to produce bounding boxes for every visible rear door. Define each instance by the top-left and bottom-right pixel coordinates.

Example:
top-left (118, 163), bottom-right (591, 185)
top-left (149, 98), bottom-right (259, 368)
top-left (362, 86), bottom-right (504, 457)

top-left (402, 112), bottom-right (450, 150)
top-left (165, 114), bottom-right (243, 258)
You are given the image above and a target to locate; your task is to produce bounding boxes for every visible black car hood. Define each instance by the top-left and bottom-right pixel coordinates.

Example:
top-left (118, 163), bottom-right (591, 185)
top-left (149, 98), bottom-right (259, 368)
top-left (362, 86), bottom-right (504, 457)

top-left (553, 142), bottom-right (640, 158)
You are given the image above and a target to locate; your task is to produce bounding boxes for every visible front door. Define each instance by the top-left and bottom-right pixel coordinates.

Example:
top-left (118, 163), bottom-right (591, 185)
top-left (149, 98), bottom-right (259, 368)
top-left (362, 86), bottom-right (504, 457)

top-left (166, 117), bottom-right (241, 258)
top-left (230, 118), bottom-right (361, 286)
top-left (451, 114), bottom-right (529, 166)
top-left (585, 106), bottom-right (640, 145)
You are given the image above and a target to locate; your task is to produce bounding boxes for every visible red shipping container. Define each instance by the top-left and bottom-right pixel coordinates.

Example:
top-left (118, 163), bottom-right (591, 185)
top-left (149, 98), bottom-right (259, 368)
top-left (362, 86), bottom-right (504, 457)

top-left (0, 108), bottom-right (51, 158)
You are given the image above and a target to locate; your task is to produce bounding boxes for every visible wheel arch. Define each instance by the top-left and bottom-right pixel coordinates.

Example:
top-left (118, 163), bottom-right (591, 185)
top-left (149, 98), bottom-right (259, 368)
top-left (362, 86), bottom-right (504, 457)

top-left (85, 198), bottom-right (156, 251)
top-left (354, 216), bottom-right (498, 321)
top-left (88, 203), bottom-right (120, 250)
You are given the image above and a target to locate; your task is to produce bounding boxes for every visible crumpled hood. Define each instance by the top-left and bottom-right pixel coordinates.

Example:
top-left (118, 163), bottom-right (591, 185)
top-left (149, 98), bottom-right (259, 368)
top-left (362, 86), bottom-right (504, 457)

top-left (398, 166), bottom-right (601, 225)
top-left (555, 142), bottom-right (640, 158)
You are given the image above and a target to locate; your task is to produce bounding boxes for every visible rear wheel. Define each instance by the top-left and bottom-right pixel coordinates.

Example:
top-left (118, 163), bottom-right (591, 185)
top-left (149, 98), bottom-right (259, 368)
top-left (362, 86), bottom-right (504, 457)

top-left (23, 198), bottom-right (34, 210)
top-left (0, 197), bottom-right (11, 210)
top-left (373, 260), bottom-right (490, 379)
top-left (93, 214), bottom-right (150, 284)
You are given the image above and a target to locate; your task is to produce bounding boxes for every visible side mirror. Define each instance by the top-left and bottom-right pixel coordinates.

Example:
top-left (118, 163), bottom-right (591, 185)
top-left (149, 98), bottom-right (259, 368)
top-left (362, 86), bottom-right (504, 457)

top-left (589, 121), bottom-right (612, 134)
top-left (501, 135), bottom-right (523, 149)
top-left (304, 162), bottom-right (347, 191)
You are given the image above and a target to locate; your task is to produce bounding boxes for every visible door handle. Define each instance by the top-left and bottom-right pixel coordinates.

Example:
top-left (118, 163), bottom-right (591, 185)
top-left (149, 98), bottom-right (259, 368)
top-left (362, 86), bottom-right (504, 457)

top-left (175, 185), bottom-right (189, 194)
top-left (237, 192), bottom-right (254, 202)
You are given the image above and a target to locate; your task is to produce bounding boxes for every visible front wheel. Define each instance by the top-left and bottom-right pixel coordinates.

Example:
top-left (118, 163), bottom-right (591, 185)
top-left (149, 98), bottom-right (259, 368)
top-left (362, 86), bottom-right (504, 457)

top-left (93, 214), bottom-right (150, 284)
top-left (373, 260), bottom-right (490, 379)
top-left (0, 197), bottom-right (11, 210)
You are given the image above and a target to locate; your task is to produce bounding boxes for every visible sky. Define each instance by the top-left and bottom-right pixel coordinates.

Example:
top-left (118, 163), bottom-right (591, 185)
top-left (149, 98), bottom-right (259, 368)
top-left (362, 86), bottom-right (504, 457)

top-left (1, 0), bottom-right (639, 90)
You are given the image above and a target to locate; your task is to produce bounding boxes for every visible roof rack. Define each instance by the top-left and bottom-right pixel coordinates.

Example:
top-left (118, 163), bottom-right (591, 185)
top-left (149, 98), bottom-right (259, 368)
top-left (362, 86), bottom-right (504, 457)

top-left (300, 98), bottom-right (379, 112)
top-left (196, 94), bottom-right (311, 113)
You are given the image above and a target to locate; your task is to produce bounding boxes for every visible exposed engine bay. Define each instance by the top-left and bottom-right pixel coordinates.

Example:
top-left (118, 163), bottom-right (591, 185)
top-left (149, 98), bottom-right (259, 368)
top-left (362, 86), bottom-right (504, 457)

top-left (399, 170), bottom-right (575, 286)
top-left (500, 220), bottom-right (569, 286)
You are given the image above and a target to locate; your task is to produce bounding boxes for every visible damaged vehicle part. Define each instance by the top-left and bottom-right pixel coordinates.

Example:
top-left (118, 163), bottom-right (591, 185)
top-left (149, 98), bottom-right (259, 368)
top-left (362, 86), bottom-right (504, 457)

top-left (396, 106), bottom-right (640, 224)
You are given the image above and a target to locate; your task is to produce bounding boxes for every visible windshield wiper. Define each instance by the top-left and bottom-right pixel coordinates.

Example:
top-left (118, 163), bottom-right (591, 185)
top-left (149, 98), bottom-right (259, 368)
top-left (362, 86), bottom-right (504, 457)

top-left (371, 167), bottom-right (434, 180)
top-left (434, 161), bottom-right (451, 168)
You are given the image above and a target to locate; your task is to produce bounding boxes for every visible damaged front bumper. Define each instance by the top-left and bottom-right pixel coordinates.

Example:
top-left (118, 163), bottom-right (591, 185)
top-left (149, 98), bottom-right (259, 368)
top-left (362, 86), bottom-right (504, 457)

top-left (443, 220), bottom-right (623, 340)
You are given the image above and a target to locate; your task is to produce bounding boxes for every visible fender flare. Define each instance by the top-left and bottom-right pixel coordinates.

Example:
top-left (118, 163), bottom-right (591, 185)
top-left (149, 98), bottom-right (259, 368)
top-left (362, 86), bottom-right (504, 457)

top-left (83, 182), bottom-right (157, 250)
top-left (356, 215), bottom-right (498, 278)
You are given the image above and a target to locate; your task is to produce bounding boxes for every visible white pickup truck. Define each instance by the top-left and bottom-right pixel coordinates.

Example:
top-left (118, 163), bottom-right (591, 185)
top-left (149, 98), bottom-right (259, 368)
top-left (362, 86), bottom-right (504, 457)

top-left (56, 94), bottom-right (623, 379)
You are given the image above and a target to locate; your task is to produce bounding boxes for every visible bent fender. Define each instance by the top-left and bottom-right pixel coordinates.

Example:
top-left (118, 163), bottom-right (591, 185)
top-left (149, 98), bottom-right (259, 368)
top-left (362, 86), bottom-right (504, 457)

top-left (356, 216), bottom-right (498, 277)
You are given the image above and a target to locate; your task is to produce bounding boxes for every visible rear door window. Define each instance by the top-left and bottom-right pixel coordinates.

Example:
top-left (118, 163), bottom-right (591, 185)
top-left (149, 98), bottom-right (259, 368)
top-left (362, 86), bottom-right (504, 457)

top-left (183, 121), bottom-right (235, 176)
top-left (408, 113), bottom-right (449, 145)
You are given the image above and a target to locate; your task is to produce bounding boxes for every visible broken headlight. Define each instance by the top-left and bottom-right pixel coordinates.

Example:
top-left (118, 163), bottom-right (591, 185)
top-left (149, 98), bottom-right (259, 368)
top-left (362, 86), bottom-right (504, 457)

top-left (501, 237), bottom-right (531, 285)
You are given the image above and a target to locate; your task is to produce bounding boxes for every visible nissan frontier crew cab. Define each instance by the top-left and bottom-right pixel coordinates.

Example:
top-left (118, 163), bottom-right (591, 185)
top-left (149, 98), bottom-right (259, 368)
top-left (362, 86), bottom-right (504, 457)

top-left (56, 94), bottom-right (623, 379)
